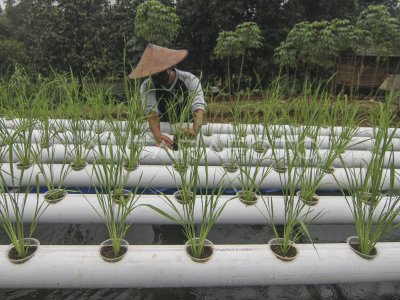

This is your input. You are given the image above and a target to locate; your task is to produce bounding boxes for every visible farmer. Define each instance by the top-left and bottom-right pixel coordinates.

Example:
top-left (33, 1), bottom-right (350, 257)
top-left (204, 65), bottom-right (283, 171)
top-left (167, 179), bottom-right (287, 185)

top-left (129, 44), bottom-right (206, 149)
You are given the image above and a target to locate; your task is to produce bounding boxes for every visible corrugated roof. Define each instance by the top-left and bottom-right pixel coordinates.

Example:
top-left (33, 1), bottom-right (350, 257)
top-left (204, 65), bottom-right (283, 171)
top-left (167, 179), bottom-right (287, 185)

top-left (379, 74), bottom-right (400, 90)
top-left (355, 47), bottom-right (400, 57)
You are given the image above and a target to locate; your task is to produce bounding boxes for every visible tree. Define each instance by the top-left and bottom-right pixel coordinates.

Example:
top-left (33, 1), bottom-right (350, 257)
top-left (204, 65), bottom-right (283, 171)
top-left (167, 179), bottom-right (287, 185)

top-left (235, 22), bottom-right (263, 91)
top-left (0, 38), bottom-right (28, 74)
top-left (175, 0), bottom-right (305, 87)
top-left (295, 0), bottom-right (357, 21)
top-left (134, 0), bottom-right (180, 47)
top-left (274, 4), bottom-right (400, 85)
top-left (213, 31), bottom-right (242, 93)
top-left (28, 0), bottom-right (111, 77)
top-left (356, 4), bottom-right (400, 56)
top-left (274, 21), bottom-right (338, 70)
top-left (2, 0), bottom-right (33, 41)
top-left (106, 0), bottom-right (142, 78)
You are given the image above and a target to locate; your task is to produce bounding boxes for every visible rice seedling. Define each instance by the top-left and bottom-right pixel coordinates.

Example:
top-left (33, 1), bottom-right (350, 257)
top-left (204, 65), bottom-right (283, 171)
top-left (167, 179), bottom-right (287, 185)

top-left (221, 141), bottom-right (241, 173)
top-left (203, 122), bottom-right (213, 137)
top-left (0, 66), bottom-right (34, 120)
top-left (48, 71), bottom-right (89, 170)
top-left (166, 138), bottom-right (201, 204)
top-left (163, 98), bottom-right (197, 194)
top-left (159, 89), bottom-right (204, 203)
top-left (14, 119), bottom-right (37, 170)
top-left (32, 141), bottom-right (72, 203)
top-left (291, 128), bottom-right (325, 205)
top-left (89, 140), bottom-right (143, 261)
top-left (233, 145), bottom-right (272, 205)
top-left (250, 122), bottom-right (269, 154)
top-left (210, 126), bottom-right (225, 152)
top-left (66, 117), bottom-right (90, 171)
top-left (264, 124), bottom-right (288, 173)
top-left (143, 136), bottom-right (229, 262)
top-left (123, 82), bottom-right (147, 172)
top-left (260, 137), bottom-right (321, 260)
top-left (31, 82), bottom-right (59, 149)
top-left (0, 139), bottom-right (48, 262)
top-left (222, 105), bottom-right (254, 173)
top-left (325, 97), bottom-right (361, 155)
top-left (0, 118), bottom-right (13, 154)
top-left (336, 100), bottom-right (400, 258)
top-left (230, 102), bottom-right (254, 143)
top-left (81, 120), bottom-right (99, 151)
top-left (37, 112), bottom-right (58, 150)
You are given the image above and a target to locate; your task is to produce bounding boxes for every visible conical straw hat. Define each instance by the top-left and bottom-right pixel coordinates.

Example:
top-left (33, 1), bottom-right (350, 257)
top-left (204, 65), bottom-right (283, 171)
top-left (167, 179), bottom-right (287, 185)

top-left (128, 44), bottom-right (188, 79)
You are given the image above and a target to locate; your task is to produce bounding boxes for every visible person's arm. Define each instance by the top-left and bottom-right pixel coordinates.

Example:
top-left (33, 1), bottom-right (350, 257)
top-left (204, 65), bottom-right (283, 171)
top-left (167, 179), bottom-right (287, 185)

top-left (181, 71), bottom-right (207, 139)
top-left (140, 80), bottom-right (173, 148)
top-left (192, 109), bottom-right (204, 134)
top-left (149, 113), bottom-right (173, 148)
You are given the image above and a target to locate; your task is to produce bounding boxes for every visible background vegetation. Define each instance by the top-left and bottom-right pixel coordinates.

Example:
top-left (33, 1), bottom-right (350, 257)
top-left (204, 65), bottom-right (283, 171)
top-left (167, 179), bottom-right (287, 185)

top-left (0, 0), bottom-right (399, 90)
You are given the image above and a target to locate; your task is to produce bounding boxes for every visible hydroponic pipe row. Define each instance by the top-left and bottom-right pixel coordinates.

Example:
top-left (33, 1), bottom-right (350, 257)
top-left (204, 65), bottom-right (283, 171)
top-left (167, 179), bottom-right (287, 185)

top-left (4, 193), bottom-right (400, 225)
top-left (0, 243), bottom-right (399, 288)
top-left (2, 118), bottom-right (399, 138)
top-left (1, 164), bottom-right (399, 190)
top-left (3, 129), bottom-right (400, 151)
top-left (3, 144), bottom-right (400, 168)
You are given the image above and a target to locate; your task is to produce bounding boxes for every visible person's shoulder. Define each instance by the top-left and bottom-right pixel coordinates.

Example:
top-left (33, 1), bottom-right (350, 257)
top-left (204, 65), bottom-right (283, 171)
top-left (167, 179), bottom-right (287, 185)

top-left (140, 78), bottom-right (154, 91)
top-left (175, 69), bottom-right (198, 82)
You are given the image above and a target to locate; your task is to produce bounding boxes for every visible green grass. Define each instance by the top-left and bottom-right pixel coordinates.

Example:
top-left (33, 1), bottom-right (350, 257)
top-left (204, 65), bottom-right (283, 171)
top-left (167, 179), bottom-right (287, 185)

top-left (336, 99), bottom-right (400, 256)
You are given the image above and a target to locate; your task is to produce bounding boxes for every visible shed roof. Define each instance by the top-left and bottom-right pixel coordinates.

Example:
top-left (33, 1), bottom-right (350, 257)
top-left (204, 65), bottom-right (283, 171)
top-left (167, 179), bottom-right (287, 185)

top-left (354, 47), bottom-right (400, 57)
top-left (379, 74), bottom-right (400, 91)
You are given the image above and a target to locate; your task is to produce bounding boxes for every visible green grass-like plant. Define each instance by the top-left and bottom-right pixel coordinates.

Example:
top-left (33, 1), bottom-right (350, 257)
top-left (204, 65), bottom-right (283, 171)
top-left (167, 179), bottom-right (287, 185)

top-left (162, 89), bottom-right (201, 204)
top-left (32, 141), bottom-right (72, 202)
top-left (260, 131), bottom-right (321, 258)
top-left (337, 100), bottom-right (400, 256)
top-left (13, 119), bottom-right (37, 169)
top-left (89, 140), bottom-right (143, 258)
top-left (295, 134), bottom-right (325, 204)
top-left (234, 145), bottom-right (272, 204)
top-left (0, 144), bottom-right (48, 259)
top-left (66, 117), bottom-right (90, 170)
top-left (144, 137), bottom-right (229, 260)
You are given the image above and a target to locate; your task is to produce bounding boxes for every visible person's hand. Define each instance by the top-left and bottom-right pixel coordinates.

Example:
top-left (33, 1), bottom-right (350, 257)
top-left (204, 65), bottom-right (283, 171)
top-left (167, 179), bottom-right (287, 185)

top-left (180, 128), bottom-right (197, 139)
top-left (155, 134), bottom-right (174, 149)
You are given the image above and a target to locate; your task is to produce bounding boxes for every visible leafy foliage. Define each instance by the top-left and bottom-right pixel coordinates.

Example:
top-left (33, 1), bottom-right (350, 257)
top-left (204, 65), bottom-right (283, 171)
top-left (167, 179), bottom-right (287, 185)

top-left (0, 39), bottom-right (28, 74)
top-left (236, 22), bottom-right (263, 50)
top-left (235, 22), bottom-right (263, 89)
top-left (356, 4), bottom-right (400, 55)
top-left (274, 4), bottom-right (400, 70)
top-left (213, 31), bottom-right (242, 60)
top-left (213, 31), bottom-right (241, 93)
top-left (274, 20), bottom-right (339, 69)
top-left (134, 0), bottom-right (180, 47)
top-left (1, 0), bottom-right (399, 87)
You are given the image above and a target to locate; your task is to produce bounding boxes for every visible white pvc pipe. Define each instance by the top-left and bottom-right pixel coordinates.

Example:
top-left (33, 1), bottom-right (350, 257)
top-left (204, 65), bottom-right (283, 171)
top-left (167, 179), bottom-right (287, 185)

top-left (3, 118), bottom-right (399, 138)
top-left (0, 243), bottom-right (399, 288)
top-left (4, 127), bottom-right (400, 152)
top-left (201, 123), bottom-right (397, 138)
top-left (4, 144), bottom-right (400, 168)
top-left (0, 118), bottom-right (180, 135)
top-left (2, 129), bottom-right (156, 146)
top-left (8, 194), bottom-right (400, 225)
top-left (1, 163), bottom-right (399, 190)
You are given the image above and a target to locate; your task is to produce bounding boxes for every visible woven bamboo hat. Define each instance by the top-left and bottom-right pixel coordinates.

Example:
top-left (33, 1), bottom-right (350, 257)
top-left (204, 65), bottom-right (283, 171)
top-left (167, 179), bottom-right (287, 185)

top-left (128, 44), bottom-right (188, 79)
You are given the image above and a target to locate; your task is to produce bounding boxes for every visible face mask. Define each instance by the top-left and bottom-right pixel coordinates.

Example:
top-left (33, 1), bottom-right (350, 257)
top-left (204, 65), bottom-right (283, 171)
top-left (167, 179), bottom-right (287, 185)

top-left (152, 70), bottom-right (169, 87)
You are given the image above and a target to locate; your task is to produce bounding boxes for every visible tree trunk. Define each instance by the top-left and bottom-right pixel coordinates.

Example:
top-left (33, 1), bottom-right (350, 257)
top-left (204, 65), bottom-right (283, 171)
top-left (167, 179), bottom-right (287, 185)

top-left (237, 50), bottom-right (245, 93)
top-left (227, 57), bottom-right (231, 94)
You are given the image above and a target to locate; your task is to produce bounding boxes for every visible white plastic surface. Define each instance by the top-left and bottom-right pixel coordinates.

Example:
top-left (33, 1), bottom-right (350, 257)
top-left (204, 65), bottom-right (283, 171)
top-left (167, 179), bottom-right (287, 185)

top-left (0, 243), bottom-right (399, 288)
top-left (6, 193), bottom-right (400, 225)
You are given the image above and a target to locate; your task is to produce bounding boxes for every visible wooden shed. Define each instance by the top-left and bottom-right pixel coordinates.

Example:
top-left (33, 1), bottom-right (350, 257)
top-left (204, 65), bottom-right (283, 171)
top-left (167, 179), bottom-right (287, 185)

top-left (336, 49), bottom-right (400, 98)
